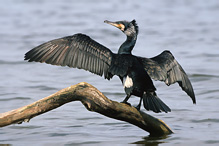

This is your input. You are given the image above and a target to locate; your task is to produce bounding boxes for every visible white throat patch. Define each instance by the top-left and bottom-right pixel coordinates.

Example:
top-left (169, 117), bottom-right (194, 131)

top-left (123, 75), bottom-right (133, 88)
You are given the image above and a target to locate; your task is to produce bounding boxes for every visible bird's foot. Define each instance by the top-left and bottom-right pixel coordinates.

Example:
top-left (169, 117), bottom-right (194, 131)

top-left (134, 105), bottom-right (141, 111)
top-left (121, 101), bottom-right (131, 106)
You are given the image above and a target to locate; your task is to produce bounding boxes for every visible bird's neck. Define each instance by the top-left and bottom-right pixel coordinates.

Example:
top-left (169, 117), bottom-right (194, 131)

top-left (118, 35), bottom-right (137, 54)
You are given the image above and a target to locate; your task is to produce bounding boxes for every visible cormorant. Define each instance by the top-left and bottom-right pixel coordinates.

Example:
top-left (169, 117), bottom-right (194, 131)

top-left (24, 20), bottom-right (196, 113)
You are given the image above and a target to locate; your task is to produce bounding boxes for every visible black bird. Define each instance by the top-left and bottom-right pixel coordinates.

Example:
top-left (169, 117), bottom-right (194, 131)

top-left (24, 20), bottom-right (196, 113)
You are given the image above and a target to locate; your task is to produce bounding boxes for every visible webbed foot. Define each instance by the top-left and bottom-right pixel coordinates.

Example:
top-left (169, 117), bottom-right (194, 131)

top-left (121, 101), bottom-right (131, 106)
top-left (121, 94), bottom-right (131, 106)
top-left (134, 104), bottom-right (141, 111)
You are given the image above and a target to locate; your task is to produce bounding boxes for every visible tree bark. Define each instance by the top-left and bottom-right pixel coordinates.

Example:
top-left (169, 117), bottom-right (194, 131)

top-left (0, 82), bottom-right (173, 136)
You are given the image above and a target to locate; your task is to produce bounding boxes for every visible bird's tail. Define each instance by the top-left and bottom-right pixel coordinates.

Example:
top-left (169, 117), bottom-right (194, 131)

top-left (143, 92), bottom-right (171, 113)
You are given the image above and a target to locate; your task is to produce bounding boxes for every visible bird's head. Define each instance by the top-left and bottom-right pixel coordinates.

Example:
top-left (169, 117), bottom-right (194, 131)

top-left (104, 19), bottom-right (138, 38)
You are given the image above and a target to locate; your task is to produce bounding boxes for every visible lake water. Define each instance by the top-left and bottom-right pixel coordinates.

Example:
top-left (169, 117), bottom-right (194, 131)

top-left (0, 0), bottom-right (219, 145)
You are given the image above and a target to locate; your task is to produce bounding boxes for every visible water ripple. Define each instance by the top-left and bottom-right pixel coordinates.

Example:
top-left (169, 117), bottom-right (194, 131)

top-left (191, 118), bottom-right (219, 123)
top-left (0, 97), bottom-right (31, 101)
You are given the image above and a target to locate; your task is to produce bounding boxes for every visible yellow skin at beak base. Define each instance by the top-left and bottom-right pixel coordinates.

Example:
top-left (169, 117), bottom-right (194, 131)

top-left (104, 20), bottom-right (125, 31)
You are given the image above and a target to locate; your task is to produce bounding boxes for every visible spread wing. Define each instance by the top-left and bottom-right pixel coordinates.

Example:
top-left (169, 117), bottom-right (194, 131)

top-left (138, 50), bottom-right (196, 104)
top-left (24, 33), bottom-right (114, 79)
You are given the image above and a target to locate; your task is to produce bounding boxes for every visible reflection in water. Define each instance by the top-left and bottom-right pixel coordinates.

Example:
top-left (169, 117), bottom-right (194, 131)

top-left (133, 135), bottom-right (169, 145)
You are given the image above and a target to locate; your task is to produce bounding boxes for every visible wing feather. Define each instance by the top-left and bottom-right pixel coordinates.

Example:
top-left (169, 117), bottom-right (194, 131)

top-left (138, 50), bottom-right (196, 104)
top-left (24, 33), bottom-right (114, 79)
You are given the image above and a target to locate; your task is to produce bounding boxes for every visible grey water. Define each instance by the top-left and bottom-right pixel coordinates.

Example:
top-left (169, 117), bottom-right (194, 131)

top-left (0, 0), bottom-right (219, 145)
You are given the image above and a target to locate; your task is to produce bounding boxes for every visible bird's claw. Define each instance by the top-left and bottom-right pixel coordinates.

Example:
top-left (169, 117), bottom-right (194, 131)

top-left (121, 101), bottom-right (131, 106)
top-left (134, 105), bottom-right (141, 111)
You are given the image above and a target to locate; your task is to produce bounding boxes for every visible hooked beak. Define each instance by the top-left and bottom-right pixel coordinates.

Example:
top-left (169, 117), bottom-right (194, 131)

top-left (104, 20), bottom-right (125, 31)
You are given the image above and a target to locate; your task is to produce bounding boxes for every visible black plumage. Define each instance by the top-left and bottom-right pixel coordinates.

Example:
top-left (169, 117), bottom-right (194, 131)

top-left (24, 19), bottom-right (196, 113)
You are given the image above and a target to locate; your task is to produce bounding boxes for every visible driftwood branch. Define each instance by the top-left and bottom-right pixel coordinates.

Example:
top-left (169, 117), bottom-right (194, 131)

top-left (0, 82), bottom-right (173, 136)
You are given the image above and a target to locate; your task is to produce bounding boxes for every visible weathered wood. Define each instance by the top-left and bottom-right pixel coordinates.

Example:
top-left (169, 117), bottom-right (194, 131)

top-left (0, 82), bottom-right (173, 136)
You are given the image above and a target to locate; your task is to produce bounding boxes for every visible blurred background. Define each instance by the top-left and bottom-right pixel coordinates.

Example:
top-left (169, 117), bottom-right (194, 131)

top-left (0, 0), bottom-right (219, 145)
